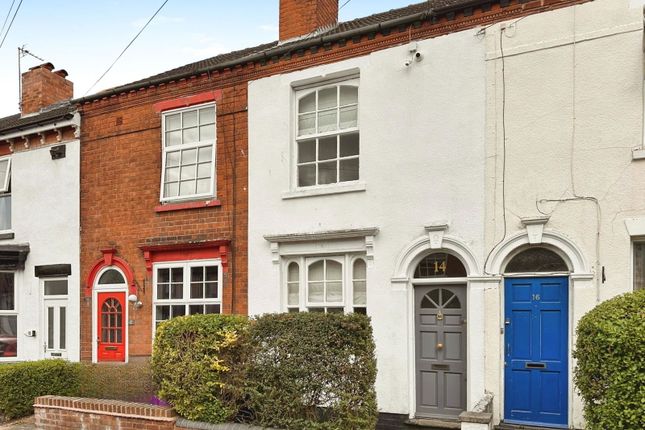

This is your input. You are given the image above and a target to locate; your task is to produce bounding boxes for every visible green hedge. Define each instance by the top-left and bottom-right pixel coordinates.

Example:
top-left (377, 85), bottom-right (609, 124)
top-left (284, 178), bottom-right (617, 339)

top-left (152, 312), bottom-right (378, 429)
top-left (0, 360), bottom-right (80, 420)
top-left (78, 359), bottom-right (155, 403)
top-left (151, 314), bottom-right (249, 423)
top-left (245, 312), bottom-right (378, 430)
top-left (574, 289), bottom-right (645, 430)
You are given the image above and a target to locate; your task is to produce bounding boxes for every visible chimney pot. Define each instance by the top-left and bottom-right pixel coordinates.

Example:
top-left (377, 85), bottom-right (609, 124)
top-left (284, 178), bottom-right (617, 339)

top-left (279, 0), bottom-right (338, 41)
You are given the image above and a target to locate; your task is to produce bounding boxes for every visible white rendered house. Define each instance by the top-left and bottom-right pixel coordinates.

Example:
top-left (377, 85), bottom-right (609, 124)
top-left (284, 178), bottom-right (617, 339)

top-left (0, 63), bottom-right (80, 363)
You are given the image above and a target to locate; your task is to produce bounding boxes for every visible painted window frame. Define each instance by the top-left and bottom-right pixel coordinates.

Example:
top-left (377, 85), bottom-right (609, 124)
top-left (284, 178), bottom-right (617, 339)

top-left (283, 254), bottom-right (367, 314)
top-left (0, 156), bottom-right (11, 232)
top-left (294, 78), bottom-right (360, 190)
top-left (633, 239), bottom-right (645, 291)
top-left (160, 103), bottom-right (217, 203)
top-left (42, 277), bottom-right (69, 356)
top-left (0, 271), bottom-right (17, 361)
top-left (152, 259), bottom-right (223, 334)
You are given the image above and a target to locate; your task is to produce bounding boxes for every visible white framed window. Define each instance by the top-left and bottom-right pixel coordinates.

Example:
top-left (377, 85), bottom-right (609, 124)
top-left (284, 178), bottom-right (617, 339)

top-left (295, 81), bottom-right (359, 188)
top-left (153, 260), bottom-right (222, 331)
top-left (0, 272), bottom-right (16, 359)
top-left (284, 254), bottom-right (367, 314)
top-left (43, 278), bottom-right (68, 358)
top-left (0, 157), bottom-right (11, 231)
top-left (634, 241), bottom-right (644, 291)
top-left (160, 104), bottom-right (216, 202)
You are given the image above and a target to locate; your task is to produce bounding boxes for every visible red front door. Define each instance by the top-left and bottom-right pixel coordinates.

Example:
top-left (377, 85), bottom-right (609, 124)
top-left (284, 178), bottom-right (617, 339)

top-left (97, 292), bottom-right (126, 362)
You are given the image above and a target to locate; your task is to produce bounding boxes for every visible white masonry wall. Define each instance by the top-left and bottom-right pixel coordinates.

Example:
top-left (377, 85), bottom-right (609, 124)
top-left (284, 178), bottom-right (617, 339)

top-left (248, 29), bottom-right (486, 416)
top-left (3, 139), bottom-right (80, 362)
top-left (484, 0), bottom-right (644, 427)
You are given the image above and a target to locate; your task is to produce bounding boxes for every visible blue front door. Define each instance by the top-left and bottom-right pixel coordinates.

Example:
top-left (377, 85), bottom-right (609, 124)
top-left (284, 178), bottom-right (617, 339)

top-left (504, 277), bottom-right (568, 427)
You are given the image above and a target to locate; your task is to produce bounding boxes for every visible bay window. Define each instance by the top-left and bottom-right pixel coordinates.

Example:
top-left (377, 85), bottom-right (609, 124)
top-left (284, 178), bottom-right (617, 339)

top-left (153, 261), bottom-right (222, 330)
top-left (285, 254), bottom-right (367, 314)
top-left (0, 272), bottom-right (16, 358)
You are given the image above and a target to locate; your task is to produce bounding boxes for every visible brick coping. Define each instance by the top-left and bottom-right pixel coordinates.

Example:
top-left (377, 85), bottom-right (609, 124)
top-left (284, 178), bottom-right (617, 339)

top-left (34, 395), bottom-right (177, 422)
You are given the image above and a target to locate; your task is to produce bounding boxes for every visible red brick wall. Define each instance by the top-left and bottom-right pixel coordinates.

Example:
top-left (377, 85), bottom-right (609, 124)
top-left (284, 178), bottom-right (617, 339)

top-left (35, 396), bottom-right (176, 430)
top-left (21, 65), bottom-right (73, 115)
top-left (279, 0), bottom-right (339, 40)
top-left (79, 0), bottom-right (589, 362)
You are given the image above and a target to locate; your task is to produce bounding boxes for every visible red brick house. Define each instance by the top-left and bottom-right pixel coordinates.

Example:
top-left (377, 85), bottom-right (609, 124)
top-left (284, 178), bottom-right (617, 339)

top-left (76, 0), bottom-right (586, 365)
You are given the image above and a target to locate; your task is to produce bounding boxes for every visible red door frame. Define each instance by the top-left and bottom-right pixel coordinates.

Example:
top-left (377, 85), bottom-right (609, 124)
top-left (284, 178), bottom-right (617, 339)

top-left (97, 291), bottom-right (126, 362)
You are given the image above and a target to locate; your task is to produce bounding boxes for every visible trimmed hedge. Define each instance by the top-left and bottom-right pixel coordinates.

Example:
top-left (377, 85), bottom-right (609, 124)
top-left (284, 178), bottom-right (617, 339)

top-left (151, 314), bottom-right (249, 423)
top-left (574, 289), bottom-right (645, 430)
top-left (245, 312), bottom-right (378, 430)
top-left (78, 359), bottom-right (156, 403)
top-left (152, 312), bottom-right (378, 429)
top-left (0, 360), bottom-right (80, 420)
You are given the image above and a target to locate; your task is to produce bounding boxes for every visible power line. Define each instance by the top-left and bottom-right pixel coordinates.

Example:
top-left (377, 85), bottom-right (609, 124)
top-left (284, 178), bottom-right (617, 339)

top-left (339, 0), bottom-right (353, 11)
top-left (0, 0), bottom-right (23, 50)
top-left (0, 0), bottom-right (16, 40)
top-left (84, 0), bottom-right (170, 95)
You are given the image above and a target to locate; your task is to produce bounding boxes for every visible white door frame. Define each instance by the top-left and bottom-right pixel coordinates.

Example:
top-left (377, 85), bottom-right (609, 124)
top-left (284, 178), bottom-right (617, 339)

top-left (91, 266), bottom-right (129, 363)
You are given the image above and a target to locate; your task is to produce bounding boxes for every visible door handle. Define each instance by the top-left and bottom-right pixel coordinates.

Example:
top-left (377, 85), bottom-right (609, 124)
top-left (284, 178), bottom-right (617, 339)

top-left (436, 343), bottom-right (444, 350)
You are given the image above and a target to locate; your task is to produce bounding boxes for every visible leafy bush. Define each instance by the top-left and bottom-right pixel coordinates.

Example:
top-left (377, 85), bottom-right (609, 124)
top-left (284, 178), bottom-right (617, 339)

top-left (151, 314), bottom-right (249, 423)
top-left (245, 312), bottom-right (378, 430)
top-left (574, 289), bottom-right (645, 430)
top-left (0, 360), bottom-right (81, 419)
top-left (78, 359), bottom-right (155, 403)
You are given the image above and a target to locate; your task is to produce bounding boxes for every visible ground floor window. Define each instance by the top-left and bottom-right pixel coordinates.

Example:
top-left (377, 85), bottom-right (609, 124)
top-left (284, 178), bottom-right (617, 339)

top-left (634, 241), bottom-right (644, 291)
top-left (153, 260), bottom-right (222, 329)
top-left (0, 272), bottom-right (16, 358)
top-left (285, 254), bottom-right (366, 314)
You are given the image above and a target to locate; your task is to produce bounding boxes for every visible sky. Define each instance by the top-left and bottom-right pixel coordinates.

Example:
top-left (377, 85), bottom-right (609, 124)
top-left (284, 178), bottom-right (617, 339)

top-left (0, 0), bottom-right (417, 117)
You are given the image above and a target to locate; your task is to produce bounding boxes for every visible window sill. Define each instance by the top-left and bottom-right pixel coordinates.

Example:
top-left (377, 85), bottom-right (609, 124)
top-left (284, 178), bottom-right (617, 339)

top-left (154, 200), bottom-right (221, 213)
top-left (0, 231), bottom-right (14, 240)
top-left (282, 182), bottom-right (366, 200)
top-left (633, 147), bottom-right (645, 160)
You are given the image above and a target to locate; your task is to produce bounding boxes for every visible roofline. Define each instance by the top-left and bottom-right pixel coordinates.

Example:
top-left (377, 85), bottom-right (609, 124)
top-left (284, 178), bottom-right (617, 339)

top-left (77, 0), bottom-right (482, 104)
top-left (0, 113), bottom-right (80, 141)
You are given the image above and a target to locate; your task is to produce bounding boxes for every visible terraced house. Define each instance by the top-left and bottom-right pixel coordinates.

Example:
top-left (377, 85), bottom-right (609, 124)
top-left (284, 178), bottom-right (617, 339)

top-left (1, 0), bottom-right (644, 429)
top-left (0, 63), bottom-right (80, 363)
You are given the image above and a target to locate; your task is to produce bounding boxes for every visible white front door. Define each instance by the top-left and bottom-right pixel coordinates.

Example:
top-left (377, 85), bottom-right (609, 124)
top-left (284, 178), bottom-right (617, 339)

top-left (42, 279), bottom-right (68, 359)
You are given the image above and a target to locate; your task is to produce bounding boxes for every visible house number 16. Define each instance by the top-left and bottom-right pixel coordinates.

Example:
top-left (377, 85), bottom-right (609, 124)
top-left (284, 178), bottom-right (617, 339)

top-left (532, 294), bottom-right (541, 301)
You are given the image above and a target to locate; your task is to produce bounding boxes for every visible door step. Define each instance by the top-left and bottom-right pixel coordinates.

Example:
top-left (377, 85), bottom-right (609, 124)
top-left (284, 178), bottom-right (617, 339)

top-left (495, 424), bottom-right (565, 430)
top-left (405, 418), bottom-right (461, 429)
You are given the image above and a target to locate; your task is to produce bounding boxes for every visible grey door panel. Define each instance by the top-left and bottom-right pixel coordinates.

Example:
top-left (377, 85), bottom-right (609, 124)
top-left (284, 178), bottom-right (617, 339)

top-left (415, 285), bottom-right (467, 418)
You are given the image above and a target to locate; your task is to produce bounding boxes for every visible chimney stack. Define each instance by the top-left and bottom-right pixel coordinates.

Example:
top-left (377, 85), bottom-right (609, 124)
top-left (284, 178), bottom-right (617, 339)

top-left (279, 0), bottom-right (339, 42)
top-left (21, 63), bottom-right (73, 116)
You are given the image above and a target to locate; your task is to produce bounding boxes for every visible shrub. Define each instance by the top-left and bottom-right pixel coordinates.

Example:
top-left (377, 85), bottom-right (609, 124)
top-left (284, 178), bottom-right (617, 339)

top-left (0, 360), bottom-right (81, 419)
top-left (245, 312), bottom-right (378, 430)
top-left (151, 314), bottom-right (249, 423)
top-left (78, 359), bottom-right (155, 403)
top-left (574, 289), bottom-right (645, 430)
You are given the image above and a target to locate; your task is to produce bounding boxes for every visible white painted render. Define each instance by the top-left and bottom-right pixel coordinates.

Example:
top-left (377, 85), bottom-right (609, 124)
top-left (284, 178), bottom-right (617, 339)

top-left (484, 0), bottom-right (644, 427)
top-left (248, 29), bottom-right (487, 416)
top-left (0, 138), bottom-right (80, 363)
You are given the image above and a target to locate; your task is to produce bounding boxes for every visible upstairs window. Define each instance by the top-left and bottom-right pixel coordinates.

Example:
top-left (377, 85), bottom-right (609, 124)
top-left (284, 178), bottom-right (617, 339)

top-left (296, 83), bottom-right (359, 187)
top-left (0, 158), bottom-right (11, 231)
top-left (634, 241), bottom-right (644, 291)
top-left (161, 104), bottom-right (216, 202)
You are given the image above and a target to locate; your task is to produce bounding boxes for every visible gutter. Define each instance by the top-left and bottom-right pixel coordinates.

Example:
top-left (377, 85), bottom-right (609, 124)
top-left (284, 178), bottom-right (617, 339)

top-left (75, 8), bottom-right (438, 104)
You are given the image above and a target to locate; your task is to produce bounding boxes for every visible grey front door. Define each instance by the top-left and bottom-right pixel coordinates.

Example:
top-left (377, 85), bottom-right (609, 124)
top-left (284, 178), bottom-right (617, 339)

top-left (415, 285), bottom-right (467, 418)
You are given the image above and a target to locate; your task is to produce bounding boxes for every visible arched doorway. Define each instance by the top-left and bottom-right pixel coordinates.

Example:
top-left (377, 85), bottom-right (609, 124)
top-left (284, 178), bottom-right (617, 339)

top-left (502, 246), bottom-right (569, 427)
top-left (94, 267), bottom-right (128, 362)
top-left (413, 252), bottom-right (467, 419)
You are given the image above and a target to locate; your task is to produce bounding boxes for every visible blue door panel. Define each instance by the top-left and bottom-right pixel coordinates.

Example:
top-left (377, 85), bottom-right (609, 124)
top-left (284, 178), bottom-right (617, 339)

top-left (505, 277), bottom-right (568, 427)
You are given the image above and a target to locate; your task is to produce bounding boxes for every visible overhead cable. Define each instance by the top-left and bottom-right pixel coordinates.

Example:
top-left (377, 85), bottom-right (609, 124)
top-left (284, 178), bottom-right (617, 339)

top-left (0, 0), bottom-right (23, 50)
